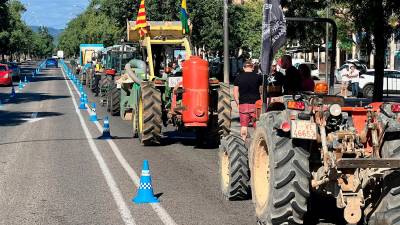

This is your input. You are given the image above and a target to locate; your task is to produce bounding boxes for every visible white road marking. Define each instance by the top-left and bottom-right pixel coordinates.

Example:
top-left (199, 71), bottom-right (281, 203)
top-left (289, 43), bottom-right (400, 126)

top-left (62, 69), bottom-right (137, 225)
top-left (21, 112), bottom-right (44, 123)
top-left (22, 118), bottom-right (44, 123)
top-left (61, 66), bottom-right (177, 225)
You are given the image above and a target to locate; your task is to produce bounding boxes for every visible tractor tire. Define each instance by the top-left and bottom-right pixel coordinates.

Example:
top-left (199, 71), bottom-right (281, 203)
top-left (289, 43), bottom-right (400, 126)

top-left (363, 84), bottom-right (374, 98)
top-left (219, 134), bottom-right (251, 200)
top-left (249, 112), bottom-right (311, 225)
top-left (368, 134), bottom-right (400, 225)
top-left (204, 83), bottom-right (232, 146)
top-left (217, 82), bottom-right (232, 136)
top-left (99, 77), bottom-right (110, 106)
top-left (138, 82), bottom-right (162, 145)
top-left (108, 86), bottom-right (120, 116)
top-left (132, 103), bottom-right (139, 138)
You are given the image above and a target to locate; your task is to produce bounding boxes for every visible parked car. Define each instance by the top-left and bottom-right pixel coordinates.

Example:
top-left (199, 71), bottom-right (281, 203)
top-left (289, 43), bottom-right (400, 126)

top-left (335, 60), bottom-right (368, 83)
top-left (294, 62), bottom-right (320, 80)
top-left (0, 64), bottom-right (13, 86)
top-left (358, 69), bottom-right (400, 98)
top-left (45, 58), bottom-right (58, 68)
top-left (7, 62), bottom-right (21, 81)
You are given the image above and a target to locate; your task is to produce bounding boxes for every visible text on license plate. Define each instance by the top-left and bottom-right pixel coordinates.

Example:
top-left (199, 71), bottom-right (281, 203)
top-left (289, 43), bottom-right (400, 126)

top-left (290, 120), bottom-right (317, 140)
top-left (168, 77), bottom-right (183, 88)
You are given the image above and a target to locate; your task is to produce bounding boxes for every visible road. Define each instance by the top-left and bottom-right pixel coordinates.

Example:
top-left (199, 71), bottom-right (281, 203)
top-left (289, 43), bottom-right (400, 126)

top-left (0, 62), bottom-right (255, 225)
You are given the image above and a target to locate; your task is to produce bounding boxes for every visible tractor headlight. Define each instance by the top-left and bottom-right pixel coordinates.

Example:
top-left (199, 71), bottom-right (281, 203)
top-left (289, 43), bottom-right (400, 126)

top-left (329, 104), bottom-right (342, 117)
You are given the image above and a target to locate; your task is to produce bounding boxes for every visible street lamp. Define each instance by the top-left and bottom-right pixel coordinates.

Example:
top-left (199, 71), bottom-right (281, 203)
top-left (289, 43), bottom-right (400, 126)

top-left (223, 0), bottom-right (229, 84)
top-left (325, 0), bottom-right (330, 82)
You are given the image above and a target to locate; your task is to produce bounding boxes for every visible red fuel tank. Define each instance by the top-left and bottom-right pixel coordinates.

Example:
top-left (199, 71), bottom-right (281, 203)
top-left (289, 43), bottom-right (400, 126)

top-left (182, 56), bottom-right (209, 127)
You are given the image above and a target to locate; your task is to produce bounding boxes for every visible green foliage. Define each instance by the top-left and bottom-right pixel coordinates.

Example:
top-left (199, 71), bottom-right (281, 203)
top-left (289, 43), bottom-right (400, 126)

top-left (0, 0), bottom-right (55, 60)
top-left (229, 0), bottom-right (263, 58)
top-left (58, 7), bottom-right (120, 57)
top-left (283, 0), bottom-right (326, 50)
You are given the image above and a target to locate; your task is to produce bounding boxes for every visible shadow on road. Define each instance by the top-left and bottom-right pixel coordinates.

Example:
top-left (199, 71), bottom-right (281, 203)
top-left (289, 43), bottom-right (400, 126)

top-left (303, 193), bottom-right (347, 225)
top-left (0, 92), bottom-right (69, 105)
top-left (160, 130), bottom-right (219, 149)
top-left (0, 137), bottom-right (89, 146)
top-left (28, 75), bottom-right (68, 83)
top-left (0, 111), bottom-right (63, 126)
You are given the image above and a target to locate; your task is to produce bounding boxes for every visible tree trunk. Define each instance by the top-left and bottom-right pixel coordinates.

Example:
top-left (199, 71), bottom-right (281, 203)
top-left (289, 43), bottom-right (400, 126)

top-left (372, 0), bottom-right (385, 102)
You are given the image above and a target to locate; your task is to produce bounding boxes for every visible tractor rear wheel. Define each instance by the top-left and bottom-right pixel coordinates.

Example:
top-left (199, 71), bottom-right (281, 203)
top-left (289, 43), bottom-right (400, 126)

top-left (107, 85), bottom-right (120, 116)
top-left (138, 82), bottom-right (162, 145)
top-left (368, 133), bottom-right (400, 225)
top-left (132, 103), bottom-right (139, 138)
top-left (99, 77), bottom-right (110, 106)
top-left (205, 83), bottom-right (232, 146)
top-left (219, 134), bottom-right (251, 200)
top-left (217, 82), bottom-right (232, 136)
top-left (249, 112), bottom-right (310, 225)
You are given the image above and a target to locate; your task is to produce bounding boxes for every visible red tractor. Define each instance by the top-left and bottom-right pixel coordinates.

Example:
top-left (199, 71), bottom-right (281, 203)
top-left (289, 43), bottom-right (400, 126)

top-left (219, 17), bottom-right (400, 225)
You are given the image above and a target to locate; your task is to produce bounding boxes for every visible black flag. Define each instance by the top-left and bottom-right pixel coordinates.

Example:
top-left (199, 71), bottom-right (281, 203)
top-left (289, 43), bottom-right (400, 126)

top-left (260, 0), bottom-right (287, 75)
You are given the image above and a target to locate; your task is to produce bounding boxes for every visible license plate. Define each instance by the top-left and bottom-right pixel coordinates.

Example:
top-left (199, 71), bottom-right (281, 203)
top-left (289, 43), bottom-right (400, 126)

top-left (290, 120), bottom-right (317, 140)
top-left (117, 83), bottom-right (121, 89)
top-left (168, 77), bottom-right (182, 88)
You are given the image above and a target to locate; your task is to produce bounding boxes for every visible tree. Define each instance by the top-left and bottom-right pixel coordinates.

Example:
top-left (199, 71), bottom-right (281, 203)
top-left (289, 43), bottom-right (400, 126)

top-left (282, 0), bottom-right (326, 51)
top-left (0, 0), bottom-right (10, 61)
top-left (33, 27), bottom-right (54, 58)
top-left (229, 0), bottom-right (263, 58)
top-left (58, 6), bottom-right (120, 57)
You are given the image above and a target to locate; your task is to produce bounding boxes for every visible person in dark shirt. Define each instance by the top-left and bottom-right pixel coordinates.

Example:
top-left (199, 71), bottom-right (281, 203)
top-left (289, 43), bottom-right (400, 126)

top-left (267, 63), bottom-right (285, 96)
top-left (280, 55), bottom-right (301, 95)
top-left (234, 60), bottom-right (263, 141)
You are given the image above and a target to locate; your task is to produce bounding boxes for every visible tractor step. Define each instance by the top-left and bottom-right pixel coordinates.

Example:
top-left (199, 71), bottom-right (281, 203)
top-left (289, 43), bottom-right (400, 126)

top-left (337, 158), bottom-right (400, 169)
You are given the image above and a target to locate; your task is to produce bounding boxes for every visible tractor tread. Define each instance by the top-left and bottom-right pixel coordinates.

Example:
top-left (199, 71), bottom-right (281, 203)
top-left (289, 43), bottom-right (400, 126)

top-left (139, 82), bottom-right (162, 146)
top-left (369, 130), bottom-right (400, 225)
top-left (219, 134), bottom-right (251, 201)
top-left (250, 112), bottom-right (310, 225)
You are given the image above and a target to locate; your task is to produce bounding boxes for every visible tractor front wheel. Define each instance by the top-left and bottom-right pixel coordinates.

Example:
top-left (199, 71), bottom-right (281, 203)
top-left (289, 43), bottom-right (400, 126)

top-left (249, 112), bottom-right (310, 225)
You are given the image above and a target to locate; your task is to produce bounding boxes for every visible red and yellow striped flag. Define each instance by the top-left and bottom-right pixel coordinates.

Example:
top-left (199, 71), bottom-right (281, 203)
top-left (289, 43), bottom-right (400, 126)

top-left (134, 0), bottom-right (147, 37)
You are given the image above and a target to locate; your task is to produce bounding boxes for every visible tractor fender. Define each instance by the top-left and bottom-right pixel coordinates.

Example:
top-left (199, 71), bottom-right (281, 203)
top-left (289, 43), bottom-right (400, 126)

top-left (125, 59), bottom-right (146, 84)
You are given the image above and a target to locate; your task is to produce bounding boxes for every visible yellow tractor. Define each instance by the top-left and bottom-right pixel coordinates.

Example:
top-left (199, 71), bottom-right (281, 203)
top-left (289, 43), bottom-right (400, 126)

top-left (118, 21), bottom-right (231, 146)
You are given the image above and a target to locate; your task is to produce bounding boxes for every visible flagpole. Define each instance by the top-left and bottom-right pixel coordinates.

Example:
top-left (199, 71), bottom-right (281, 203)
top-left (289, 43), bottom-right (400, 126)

top-left (223, 0), bottom-right (229, 84)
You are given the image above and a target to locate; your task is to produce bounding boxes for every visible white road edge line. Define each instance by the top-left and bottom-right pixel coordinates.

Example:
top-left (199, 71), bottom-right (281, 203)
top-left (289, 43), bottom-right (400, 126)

top-left (62, 69), bottom-right (137, 225)
top-left (61, 67), bottom-right (178, 225)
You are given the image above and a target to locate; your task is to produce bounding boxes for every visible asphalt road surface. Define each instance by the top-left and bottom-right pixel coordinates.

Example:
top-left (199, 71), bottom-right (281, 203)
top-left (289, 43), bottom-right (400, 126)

top-left (0, 62), bottom-right (256, 225)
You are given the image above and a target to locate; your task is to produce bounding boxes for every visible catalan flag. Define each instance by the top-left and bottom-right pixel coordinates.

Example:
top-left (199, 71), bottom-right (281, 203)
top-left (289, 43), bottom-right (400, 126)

top-left (134, 0), bottom-right (148, 37)
top-left (180, 0), bottom-right (190, 34)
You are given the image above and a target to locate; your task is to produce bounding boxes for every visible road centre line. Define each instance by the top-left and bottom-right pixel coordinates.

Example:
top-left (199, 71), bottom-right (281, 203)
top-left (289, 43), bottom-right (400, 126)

top-left (62, 69), bottom-right (137, 225)
top-left (61, 67), bottom-right (177, 225)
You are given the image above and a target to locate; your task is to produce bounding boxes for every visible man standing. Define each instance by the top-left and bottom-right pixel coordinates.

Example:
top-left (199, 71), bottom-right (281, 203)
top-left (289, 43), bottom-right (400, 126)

top-left (234, 60), bottom-right (263, 141)
top-left (348, 65), bottom-right (360, 97)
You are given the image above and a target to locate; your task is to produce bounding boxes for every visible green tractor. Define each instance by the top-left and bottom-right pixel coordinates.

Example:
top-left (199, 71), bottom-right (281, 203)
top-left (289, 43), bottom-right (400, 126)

top-left (117, 20), bottom-right (231, 146)
top-left (97, 45), bottom-right (141, 116)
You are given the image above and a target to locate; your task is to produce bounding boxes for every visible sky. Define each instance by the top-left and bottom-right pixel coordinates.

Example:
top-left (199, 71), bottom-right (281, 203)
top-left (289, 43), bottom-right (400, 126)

top-left (21, 0), bottom-right (90, 29)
